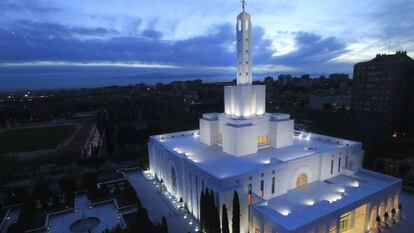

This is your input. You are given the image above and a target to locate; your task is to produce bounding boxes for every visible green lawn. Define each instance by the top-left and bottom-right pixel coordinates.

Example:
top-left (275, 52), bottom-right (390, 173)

top-left (0, 125), bottom-right (76, 154)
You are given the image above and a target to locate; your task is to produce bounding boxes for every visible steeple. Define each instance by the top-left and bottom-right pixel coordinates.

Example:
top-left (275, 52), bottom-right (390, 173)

top-left (236, 1), bottom-right (252, 85)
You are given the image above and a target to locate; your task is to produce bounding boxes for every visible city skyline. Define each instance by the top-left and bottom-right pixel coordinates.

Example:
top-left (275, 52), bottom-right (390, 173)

top-left (0, 0), bottom-right (413, 76)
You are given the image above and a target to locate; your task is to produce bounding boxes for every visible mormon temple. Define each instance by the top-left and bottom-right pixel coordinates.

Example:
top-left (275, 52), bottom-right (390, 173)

top-left (148, 3), bottom-right (401, 233)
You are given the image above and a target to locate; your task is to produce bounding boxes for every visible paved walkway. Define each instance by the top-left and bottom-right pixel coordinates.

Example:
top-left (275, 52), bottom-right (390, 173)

top-left (375, 191), bottom-right (414, 233)
top-left (126, 171), bottom-right (198, 233)
top-left (0, 208), bottom-right (20, 233)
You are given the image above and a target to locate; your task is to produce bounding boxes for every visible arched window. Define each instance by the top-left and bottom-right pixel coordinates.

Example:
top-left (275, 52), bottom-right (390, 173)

top-left (171, 167), bottom-right (177, 192)
top-left (245, 19), bottom-right (249, 30)
top-left (238, 20), bottom-right (242, 31)
top-left (296, 173), bottom-right (308, 187)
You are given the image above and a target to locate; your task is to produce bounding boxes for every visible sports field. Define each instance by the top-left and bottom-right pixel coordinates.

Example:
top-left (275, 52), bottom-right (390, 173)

top-left (0, 125), bottom-right (76, 154)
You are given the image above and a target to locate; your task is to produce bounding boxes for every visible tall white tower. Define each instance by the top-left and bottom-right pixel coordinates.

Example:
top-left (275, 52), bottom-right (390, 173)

top-left (236, 3), bottom-right (252, 85)
top-left (223, 1), bottom-right (265, 118)
top-left (199, 1), bottom-right (294, 156)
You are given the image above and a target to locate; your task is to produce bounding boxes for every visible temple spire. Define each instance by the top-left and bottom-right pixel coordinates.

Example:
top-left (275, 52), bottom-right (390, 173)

top-left (236, 0), bottom-right (252, 85)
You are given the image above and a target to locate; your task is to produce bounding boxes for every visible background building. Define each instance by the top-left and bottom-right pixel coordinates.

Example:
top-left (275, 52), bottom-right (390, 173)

top-left (351, 51), bottom-right (414, 134)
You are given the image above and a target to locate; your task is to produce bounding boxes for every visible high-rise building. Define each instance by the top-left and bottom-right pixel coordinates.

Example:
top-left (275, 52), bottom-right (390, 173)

top-left (147, 4), bottom-right (401, 233)
top-left (351, 51), bottom-right (414, 133)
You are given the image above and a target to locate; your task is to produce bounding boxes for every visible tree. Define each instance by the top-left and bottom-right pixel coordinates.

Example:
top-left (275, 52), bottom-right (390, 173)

top-left (322, 103), bottom-right (333, 111)
top-left (60, 176), bottom-right (77, 193)
top-left (213, 205), bottom-right (221, 233)
top-left (399, 163), bottom-right (410, 180)
top-left (208, 189), bottom-right (222, 233)
top-left (116, 126), bottom-right (139, 147)
top-left (33, 184), bottom-right (51, 202)
top-left (203, 188), bottom-right (210, 232)
top-left (222, 205), bottom-right (230, 233)
top-left (134, 208), bottom-right (155, 233)
top-left (200, 190), bottom-right (205, 232)
top-left (160, 216), bottom-right (168, 233)
top-left (232, 191), bottom-right (240, 233)
top-left (209, 189), bottom-right (215, 233)
top-left (105, 128), bottom-right (115, 154)
top-left (375, 159), bottom-right (385, 172)
top-left (82, 172), bottom-right (98, 190)
top-left (7, 224), bottom-right (23, 233)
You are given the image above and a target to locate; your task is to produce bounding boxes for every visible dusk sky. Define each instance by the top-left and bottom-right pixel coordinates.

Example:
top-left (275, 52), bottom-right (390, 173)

top-left (1, 0), bottom-right (413, 89)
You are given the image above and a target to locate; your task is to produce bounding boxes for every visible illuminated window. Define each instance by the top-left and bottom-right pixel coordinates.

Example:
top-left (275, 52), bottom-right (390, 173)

top-left (218, 134), bottom-right (222, 144)
top-left (258, 135), bottom-right (269, 144)
top-left (296, 173), bottom-right (308, 187)
top-left (339, 212), bottom-right (351, 232)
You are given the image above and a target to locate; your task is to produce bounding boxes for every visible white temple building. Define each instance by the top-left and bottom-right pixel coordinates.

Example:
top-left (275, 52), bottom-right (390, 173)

top-left (148, 4), bottom-right (401, 233)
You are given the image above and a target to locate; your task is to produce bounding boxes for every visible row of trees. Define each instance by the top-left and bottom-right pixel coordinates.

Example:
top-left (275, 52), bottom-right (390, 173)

top-left (200, 188), bottom-right (221, 233)
top-left (199, 189), bottom-right (240, 233)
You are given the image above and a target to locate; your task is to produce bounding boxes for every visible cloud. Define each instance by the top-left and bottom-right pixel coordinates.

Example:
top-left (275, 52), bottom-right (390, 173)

top-left (0, 21), bottom-right (235, 66)
top-left (270, 32), bottom-right (349, 71)
top-left (1, 0), bottom-right (413, 75)
top-left (0, 19), bottom-right (353, 73)
top-left (142, 29), bottom-right (163, 39)
top-left (0, 61), bottom-right (180, 69)
top-left (0, 1), bottom-right (60, 14)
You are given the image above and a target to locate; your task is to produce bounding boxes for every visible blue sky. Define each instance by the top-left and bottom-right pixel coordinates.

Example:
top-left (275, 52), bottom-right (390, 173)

top-left (1, 0), bottom-right (413, 75)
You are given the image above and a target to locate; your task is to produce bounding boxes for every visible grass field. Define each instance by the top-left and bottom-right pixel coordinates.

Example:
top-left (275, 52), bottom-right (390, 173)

top-left (0, 125), bottom-right (76, 154)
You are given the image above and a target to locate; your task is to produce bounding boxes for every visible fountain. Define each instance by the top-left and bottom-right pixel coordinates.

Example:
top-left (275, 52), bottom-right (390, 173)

top-left (69, 210), bottom-right (101, 233)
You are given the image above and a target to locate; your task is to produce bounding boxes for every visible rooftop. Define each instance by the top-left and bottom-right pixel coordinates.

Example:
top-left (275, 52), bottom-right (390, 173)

top-left (254, 169), bottom-right (401, 231)
top-left (362, 51), bottom-right (413, 64)
top-left (152, 130), bottom-right (360, 179)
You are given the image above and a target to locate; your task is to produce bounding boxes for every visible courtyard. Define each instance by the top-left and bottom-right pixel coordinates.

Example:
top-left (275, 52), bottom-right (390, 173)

top-left (45, 194), bottom-right (133, 233)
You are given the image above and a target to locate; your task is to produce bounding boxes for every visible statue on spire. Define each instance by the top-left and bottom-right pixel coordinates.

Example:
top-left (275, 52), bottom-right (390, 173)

top-left (241, 0), bottom-right (246, 11)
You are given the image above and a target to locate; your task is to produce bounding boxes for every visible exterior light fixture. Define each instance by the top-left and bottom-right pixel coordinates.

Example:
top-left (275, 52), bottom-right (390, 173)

top-left (278, 209), bottom-right (290, 216)
top-left (304, 200), bottom-right (315, 206)
top-left (350, 181), bottom-right (359, 187)
top-left (337, 188), bottom-right (345, 193)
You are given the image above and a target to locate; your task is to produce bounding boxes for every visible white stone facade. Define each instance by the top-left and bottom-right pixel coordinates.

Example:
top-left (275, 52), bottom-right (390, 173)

top-left (147, 4), bottom-right (402, 233)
